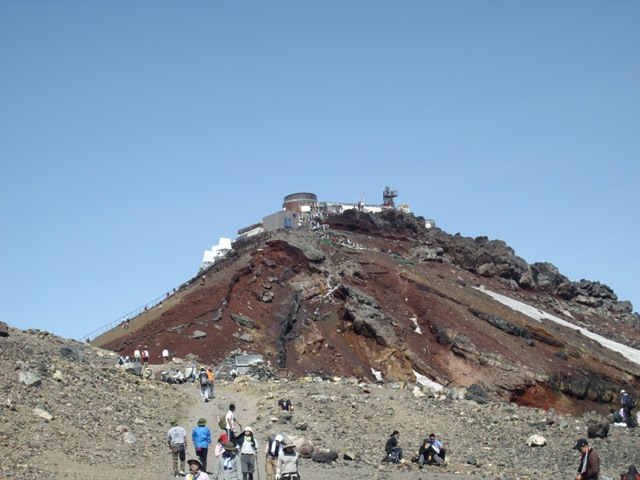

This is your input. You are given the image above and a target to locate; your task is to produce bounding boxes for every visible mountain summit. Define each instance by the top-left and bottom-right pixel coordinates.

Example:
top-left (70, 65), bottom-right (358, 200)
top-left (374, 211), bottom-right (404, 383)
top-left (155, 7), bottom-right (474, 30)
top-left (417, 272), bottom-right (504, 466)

top-left (95, 208), bottom-right (639, 414)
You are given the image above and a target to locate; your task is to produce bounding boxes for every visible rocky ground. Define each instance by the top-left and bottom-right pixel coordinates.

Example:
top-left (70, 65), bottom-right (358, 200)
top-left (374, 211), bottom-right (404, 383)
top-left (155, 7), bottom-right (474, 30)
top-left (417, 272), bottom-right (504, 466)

top-left (1, 326), bottom-right (639, 480)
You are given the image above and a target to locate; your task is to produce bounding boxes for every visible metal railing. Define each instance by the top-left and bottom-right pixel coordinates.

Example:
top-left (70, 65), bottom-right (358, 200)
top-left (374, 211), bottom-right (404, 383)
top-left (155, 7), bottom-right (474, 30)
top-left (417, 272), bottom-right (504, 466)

top-left (79, 287), bottom-right (182, 343)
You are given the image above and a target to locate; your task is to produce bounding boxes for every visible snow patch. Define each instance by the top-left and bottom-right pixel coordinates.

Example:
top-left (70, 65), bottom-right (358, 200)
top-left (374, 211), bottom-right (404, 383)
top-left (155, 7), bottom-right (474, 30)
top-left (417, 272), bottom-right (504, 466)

top-left (413, 370), bottom-right (444, 392)
top-left (410, 316), bottom-right (422, 334)
top-left (475, 287), bottom-right (640, 366)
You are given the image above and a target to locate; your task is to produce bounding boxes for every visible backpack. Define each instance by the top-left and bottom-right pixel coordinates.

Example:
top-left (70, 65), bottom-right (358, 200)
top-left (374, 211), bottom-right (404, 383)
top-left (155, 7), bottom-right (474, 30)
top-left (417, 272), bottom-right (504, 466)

top-left (387, 447), bottom-right (402, 464)
top-left (199, 373), bottom-right (208, 386)
top-left (218, 415), bottom-right (227, 430)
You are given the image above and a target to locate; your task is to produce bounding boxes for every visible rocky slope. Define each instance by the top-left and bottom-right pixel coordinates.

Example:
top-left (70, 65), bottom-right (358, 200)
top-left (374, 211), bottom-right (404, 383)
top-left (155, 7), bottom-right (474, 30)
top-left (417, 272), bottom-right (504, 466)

top-left (95, 209), bottom-right (639, 415)
top-left (2, 325), bottom-right (639, 480)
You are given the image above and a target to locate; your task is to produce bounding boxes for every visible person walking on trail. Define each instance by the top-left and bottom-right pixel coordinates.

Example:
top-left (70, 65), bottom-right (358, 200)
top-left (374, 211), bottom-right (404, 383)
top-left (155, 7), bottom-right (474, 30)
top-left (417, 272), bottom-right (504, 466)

top-left (134, 348), bottom-right (141, 363)
top-left (276, 440), bottom-right (300, 480)
top-left (573, 438), bottom-right (600, 480)
top-left (212, 442), bottom-right (242, 480)
top-left (192, 418), bottom-right (212, 473)
top-left (265, 434), bottom-right (283, 480)
top-left (162, 348), bottom-right (170, 364)
top-left (185, 458), bottom-right (211, 480)
top-left (197, 367), bottom-right (210, 402)
top-left (207, 367), bottom-right (215, 399)
top-left (214, 433), bottom-right (229, 458)
top-left (167, 420), bottom-right (188, 477)
top-left (225, 404), bottom-right (242, 442)
top-left (233, 426), bottom-right (258, 480)
top-left (621, 390), bottom-right (635, 428)
top-left (141, 347), bottom-right (149, 366)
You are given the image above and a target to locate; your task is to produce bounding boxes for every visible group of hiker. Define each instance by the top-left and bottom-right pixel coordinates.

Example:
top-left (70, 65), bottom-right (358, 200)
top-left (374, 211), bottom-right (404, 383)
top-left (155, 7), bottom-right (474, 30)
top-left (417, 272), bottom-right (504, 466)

top-left (167, 399), bottom-right (299, 480)
top-left (382, 430), bottom-right (447, 468)
top-left (196, 366), bottom-right (217, 402)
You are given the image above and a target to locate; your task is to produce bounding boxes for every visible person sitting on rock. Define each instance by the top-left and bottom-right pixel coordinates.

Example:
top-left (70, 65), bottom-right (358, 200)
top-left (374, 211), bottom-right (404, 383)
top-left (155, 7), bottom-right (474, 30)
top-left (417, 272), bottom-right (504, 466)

top-left (382, 430), bottom-right (402, 463)
top-left (418, 433), bottom-right (446, 468)
top-left (277, 399), bottom-right (294, 413)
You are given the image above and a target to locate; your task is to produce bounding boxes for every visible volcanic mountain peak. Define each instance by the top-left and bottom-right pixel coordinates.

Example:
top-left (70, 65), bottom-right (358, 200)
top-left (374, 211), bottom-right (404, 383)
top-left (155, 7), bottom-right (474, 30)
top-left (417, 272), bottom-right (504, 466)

top-left (95, 209), bottom-right (639, 414)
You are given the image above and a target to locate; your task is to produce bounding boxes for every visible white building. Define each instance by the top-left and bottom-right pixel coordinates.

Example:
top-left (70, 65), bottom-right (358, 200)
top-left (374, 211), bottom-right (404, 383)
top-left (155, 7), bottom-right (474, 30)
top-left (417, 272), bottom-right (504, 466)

top-left (201, 237), bottom-right (232, 270)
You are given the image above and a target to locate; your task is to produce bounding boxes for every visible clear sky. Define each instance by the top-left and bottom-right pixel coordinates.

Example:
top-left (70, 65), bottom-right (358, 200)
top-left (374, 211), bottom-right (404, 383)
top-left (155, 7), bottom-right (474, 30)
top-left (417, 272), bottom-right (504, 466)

top-left (1, 1), bottom-right (638, 341)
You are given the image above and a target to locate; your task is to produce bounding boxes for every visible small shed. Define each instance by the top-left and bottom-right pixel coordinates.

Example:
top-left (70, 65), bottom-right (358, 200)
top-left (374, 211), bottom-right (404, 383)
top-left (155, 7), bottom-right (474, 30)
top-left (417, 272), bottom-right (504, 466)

top-left (234, 354), bottom-right (264, 374)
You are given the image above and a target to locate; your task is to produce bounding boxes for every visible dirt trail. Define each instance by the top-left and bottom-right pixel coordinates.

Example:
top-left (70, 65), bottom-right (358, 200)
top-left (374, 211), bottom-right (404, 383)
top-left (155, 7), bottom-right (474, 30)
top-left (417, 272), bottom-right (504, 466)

top-left (175, 380), bottom-right (267, 478)
top-left (172, 380), bottom-right (476, 480)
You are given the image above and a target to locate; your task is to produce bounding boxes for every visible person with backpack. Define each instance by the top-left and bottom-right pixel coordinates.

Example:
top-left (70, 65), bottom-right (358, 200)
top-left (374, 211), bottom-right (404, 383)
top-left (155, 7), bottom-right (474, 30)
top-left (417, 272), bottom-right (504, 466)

top-left (197, 367), bottom-right (209, 402)
top-left (233, 426), bottom-right (258, 480)
top-left (167, 420), bottom-right (188, 477)
top-left (225, 404), bottom-right (242, 442)
top-left (265, 434), bottom-right (283, 480)
top-left (382, 430), bottom-right (402, 464)
top-left (192, 418), bottom-right (212, 473)
top-left (621, 390), bottom-right (635, 428)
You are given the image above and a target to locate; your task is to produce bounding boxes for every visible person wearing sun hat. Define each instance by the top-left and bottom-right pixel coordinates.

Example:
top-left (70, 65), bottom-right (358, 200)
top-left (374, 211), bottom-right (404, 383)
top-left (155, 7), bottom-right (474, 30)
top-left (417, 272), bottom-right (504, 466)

top-left (192, 418), bottom-right (212, 473)
top-left (167, 419), bottom-right (188, 477)
top-left (211, 441), bottom-right (241, 480)
top-left (276, 439), bottom-right (299, 480)
top-left (573, 438), bottom-right (600, 480)
top-left (265, 433), bottom-right (284, 480)
top-left (234, 426), bottom-right (258, 480)
top-left (185, 458), bottom-right (211, 480)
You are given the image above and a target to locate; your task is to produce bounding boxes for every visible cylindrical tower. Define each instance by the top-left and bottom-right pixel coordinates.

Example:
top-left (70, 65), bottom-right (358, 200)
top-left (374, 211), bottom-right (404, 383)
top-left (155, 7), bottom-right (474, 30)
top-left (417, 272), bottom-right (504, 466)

top-left (282, 192), bottom-right (318, 213)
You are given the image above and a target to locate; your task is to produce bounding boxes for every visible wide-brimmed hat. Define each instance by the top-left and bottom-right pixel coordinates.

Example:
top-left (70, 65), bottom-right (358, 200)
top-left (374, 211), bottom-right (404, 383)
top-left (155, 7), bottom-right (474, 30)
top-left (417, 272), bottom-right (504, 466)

top-left (223, 441), bottom-right (236, 451)
top-left (282, 439), bottom-right (296, 449)
top-left (187, 459), bottom-right (202, 469)
top-left (243, 426), bottom-right (253, 433)
top-left (197, 418), bottom-right (206, 426)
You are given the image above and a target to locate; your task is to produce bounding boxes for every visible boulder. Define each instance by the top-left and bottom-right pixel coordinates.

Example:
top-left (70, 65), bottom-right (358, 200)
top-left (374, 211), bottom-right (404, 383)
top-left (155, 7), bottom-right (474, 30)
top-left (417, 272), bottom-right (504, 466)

top-left (312, 449), bottom-right (338, 464)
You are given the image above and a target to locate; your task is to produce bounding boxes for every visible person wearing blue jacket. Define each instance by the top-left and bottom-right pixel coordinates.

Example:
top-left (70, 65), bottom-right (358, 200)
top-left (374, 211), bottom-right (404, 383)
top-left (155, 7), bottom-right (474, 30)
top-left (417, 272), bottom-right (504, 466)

top-left (192, 418), bottom-right (212, 473)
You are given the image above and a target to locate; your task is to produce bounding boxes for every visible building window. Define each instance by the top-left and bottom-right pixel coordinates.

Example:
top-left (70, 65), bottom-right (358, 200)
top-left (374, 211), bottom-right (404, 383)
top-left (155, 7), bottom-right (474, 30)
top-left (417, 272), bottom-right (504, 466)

top-left (284, 217), bottom-right (292, 228)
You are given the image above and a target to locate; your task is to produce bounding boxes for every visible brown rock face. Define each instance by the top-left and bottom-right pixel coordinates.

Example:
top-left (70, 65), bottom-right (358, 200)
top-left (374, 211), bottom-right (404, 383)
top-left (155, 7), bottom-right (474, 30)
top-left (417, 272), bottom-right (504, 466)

top-left (95, 210), bottom-right (640, 414)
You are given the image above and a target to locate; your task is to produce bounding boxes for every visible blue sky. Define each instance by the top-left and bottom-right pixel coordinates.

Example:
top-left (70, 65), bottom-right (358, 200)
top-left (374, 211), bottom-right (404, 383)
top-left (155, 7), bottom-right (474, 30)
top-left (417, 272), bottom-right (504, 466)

top-left (1, 1), bottom-right (638, 341)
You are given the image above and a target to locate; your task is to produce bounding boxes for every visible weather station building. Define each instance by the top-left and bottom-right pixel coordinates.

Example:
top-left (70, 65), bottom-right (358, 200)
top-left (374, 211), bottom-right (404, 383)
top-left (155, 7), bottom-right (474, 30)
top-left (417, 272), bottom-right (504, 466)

top-left (202, 187), bottom-right (434, 269)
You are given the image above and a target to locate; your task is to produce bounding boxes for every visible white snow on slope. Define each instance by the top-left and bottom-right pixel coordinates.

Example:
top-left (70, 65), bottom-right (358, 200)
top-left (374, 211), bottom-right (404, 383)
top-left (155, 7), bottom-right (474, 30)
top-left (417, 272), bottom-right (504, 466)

top-left (474, 286), bottom-right (640, 367)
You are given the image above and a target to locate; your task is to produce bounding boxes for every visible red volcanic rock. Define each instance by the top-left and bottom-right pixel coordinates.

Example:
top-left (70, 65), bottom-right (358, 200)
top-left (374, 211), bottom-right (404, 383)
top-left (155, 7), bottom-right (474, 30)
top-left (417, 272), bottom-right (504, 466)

top-left (95, 210), bottom-right (640, 415)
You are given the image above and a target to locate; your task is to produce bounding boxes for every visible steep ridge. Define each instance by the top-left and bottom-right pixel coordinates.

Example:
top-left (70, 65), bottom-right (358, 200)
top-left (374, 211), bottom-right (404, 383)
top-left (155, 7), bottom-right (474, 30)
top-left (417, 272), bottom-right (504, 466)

top-left (95, 210), bottom-right (640, 414)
